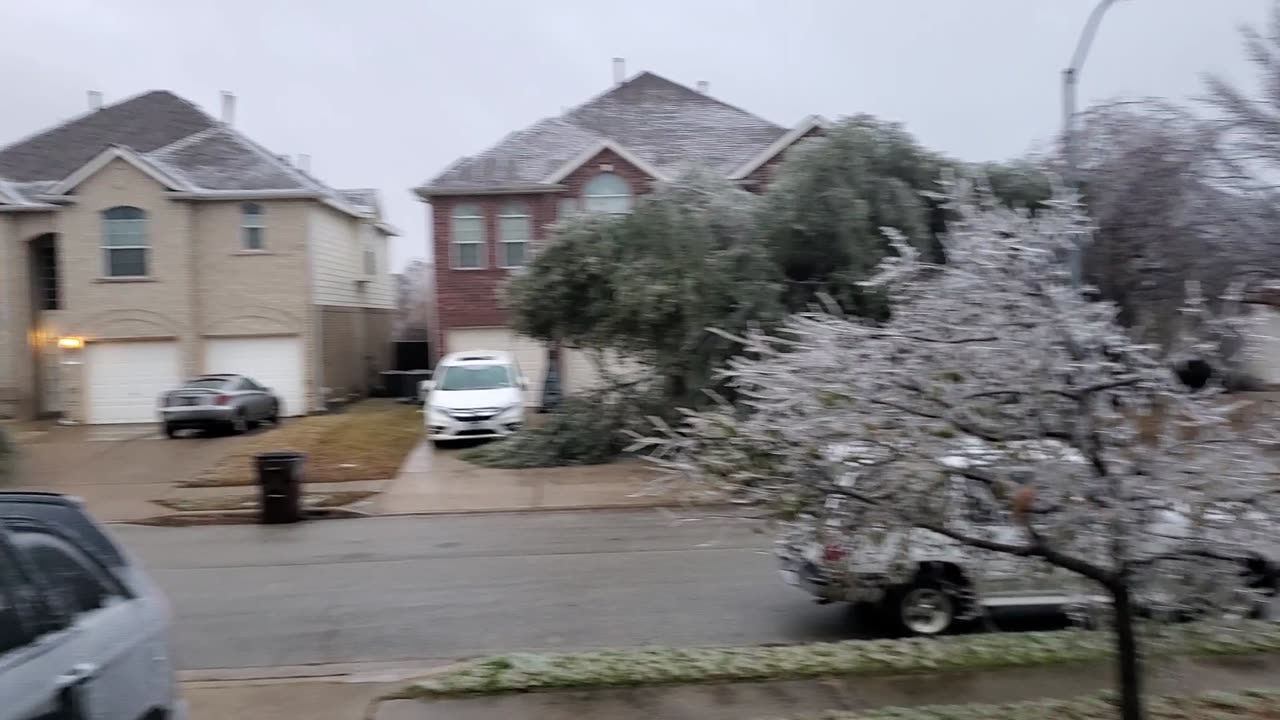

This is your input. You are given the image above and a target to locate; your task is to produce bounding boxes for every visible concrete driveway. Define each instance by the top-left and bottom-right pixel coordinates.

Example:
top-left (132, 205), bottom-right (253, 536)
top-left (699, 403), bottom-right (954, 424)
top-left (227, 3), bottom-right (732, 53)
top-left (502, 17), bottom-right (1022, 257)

top-left (9, 424), bottom-right (251, 522)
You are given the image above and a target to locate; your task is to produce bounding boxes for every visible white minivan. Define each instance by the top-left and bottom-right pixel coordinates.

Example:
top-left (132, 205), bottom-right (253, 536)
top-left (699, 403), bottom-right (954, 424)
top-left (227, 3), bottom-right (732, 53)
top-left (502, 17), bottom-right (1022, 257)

top-left (422, 351), bottom-right (528, 445)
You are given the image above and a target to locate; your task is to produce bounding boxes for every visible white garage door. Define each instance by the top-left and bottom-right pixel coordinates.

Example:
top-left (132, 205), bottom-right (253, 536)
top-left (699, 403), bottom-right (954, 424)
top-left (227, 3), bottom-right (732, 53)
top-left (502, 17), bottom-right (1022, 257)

top-left (86, 341), bottom-right (182, 425)
top-left (446, 328), bottom-right (547, 407)
top-left (205, 336), bottom-right (306, 417)
top-left (562, 347), bottom-right (647, 395)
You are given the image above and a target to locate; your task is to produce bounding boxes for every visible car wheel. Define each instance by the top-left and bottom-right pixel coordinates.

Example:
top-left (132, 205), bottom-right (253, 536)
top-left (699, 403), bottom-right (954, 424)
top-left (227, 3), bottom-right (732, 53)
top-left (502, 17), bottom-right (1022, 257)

top-left (163, 423), bottom-right (179, 439)
top-left (230, 412), bottom-right (249, 435)
top-left (431, 439), bottom-right (452, 450)
top-left (889, 580), bottom-right (957, 636)
top-left (268, 403), bottom-right (280, 425)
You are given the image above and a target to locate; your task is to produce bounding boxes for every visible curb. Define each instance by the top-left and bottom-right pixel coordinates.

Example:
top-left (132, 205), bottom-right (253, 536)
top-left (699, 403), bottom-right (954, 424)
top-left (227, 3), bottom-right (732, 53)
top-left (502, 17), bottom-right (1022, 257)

top-left (121, 506), bottom-right (373, 527)
top-left (375, 500), bottom-right (738, 518)
top-left (180, 660), bottom-right (468, 685)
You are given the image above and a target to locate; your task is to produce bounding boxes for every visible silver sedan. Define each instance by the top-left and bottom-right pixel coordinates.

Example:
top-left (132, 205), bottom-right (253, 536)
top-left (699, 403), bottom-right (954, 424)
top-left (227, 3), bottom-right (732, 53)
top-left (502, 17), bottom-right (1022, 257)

top-left (158, 373), bottom-right (281, 438)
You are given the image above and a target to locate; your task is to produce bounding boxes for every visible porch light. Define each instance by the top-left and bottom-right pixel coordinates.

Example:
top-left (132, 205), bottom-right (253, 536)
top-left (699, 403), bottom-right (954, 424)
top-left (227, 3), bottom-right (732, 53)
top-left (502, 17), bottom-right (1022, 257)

top-left (57, 336), bottom-right (84, 350)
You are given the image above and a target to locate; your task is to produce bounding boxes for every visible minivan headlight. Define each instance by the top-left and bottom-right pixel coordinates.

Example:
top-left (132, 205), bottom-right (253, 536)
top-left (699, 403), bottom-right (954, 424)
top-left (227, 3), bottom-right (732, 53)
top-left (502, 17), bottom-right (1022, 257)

top-left (497, 403), bottom-right (522, 419)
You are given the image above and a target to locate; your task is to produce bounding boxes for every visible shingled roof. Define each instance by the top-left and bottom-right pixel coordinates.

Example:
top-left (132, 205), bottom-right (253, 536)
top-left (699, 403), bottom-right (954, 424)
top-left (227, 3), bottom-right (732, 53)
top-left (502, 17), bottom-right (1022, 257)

top-left (0, 90), bottom-right (376, 217)
top-left (420, 72), bottom-right (795, 193)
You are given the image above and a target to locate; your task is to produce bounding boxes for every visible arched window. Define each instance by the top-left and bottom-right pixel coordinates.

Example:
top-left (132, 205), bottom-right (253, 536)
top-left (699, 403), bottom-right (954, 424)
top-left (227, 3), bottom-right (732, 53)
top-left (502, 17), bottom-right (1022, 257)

top-left (582, 173), bottom-right (632, 215)
top-left (241, 202), bottom-right (265, 250)
top-left (101, 206), bottom-right (148, 277)
top-left (451, 204), bottom-right (485, 269)
top-left (497, 202), bottom-right (531, 268)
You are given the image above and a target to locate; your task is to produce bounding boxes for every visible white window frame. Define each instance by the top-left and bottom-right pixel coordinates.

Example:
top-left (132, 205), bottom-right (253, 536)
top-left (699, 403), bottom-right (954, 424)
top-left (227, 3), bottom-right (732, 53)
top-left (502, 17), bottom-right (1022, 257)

top-left (451, 204), bottom-right (486, 270)
top-left (100, 206), bottom-right (149, 278)
top-left (240, 202), bottom-right (266, 251)
top-left (582, 173), bottom-right (633, 215)
top-left (497, 202), bottom-right (531, 269)
top-left (558, 196), bottom-right (581, 221)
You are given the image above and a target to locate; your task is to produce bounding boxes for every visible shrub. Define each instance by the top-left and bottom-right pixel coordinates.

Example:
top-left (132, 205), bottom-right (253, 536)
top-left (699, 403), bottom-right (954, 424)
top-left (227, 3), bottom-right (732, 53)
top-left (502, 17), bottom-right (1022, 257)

top-left (459, 379), bottom-right (663, 469)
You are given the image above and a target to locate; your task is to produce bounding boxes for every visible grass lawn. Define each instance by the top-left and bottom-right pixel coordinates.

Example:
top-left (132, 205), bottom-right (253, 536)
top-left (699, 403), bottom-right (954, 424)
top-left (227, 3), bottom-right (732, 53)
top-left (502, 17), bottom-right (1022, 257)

top-left (180, 400), bottom-right (422, 488)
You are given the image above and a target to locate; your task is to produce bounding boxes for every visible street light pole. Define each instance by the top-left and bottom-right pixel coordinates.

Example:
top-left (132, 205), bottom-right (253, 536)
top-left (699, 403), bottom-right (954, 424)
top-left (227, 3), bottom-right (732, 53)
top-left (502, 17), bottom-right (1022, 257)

top-left (1063, 0), bottom-right (1124, 288)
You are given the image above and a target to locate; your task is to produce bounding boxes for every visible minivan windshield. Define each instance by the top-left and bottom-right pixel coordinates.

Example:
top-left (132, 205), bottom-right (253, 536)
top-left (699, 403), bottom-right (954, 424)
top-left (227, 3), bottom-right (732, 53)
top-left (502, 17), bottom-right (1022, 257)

top-left (437, 364), bottom-right (513, 391)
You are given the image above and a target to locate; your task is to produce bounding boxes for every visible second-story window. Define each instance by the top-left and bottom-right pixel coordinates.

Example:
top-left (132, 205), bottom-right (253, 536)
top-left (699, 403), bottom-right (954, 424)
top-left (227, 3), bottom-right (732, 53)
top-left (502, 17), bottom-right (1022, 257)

top-left (451, 204), bottom-right (485, 269)
top-left (498, 201), bottom-right (530, 268)
top-left (241, 202), bottom-right (265, 250)
top-left (101, 206), bottom-right (148, 278)
top-left (583, 173), bottom-right (632, 215)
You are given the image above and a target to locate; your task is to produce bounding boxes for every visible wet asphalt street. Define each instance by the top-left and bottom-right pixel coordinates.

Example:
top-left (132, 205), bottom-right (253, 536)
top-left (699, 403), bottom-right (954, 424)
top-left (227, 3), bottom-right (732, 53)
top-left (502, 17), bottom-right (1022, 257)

top-left (112, 509), bottom-right (1064, 671)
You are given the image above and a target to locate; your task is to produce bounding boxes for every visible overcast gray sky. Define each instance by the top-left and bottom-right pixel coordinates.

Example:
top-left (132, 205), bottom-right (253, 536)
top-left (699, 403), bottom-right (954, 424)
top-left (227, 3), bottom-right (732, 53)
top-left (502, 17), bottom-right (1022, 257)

top-left (1, 0), bottom-right (1274, 271)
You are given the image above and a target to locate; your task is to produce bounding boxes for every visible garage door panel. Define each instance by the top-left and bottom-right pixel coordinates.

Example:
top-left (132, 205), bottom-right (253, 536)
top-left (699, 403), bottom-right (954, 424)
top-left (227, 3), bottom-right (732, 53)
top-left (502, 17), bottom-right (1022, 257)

top-left (204, 337), bottom-right (306, 417)
top-left (86, 342), bottom-right (182, 425)
top-left (446, 328), bottom-right (547, 408)
top-left (563, 348), bottom-right (647, 395)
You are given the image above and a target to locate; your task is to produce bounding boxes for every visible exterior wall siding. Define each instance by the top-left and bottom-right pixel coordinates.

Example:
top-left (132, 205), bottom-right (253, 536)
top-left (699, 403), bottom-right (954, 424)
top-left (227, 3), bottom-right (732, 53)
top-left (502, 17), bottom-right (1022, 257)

top-left (192, 198), bottom-right (319, 413)
top-left (319, 305), bottom-right (395, 398)
top-left (307, 206), bottom-right (396, 310)
top-left (0, 216), bottom-right (24, 417)
top-left (2, 212), bottom-right (58, 419)
top-left (429, 147), bottom-right (656, 357)
top-left (51, 159), bottom-right (199, 422)
top-left (1, 159), bottom-right (393, 421)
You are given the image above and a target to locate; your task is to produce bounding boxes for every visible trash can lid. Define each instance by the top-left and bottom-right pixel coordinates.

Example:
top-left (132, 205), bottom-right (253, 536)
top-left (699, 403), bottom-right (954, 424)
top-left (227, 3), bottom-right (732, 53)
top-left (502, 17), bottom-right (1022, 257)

top-left (256, 451), bottom-right (306, 461)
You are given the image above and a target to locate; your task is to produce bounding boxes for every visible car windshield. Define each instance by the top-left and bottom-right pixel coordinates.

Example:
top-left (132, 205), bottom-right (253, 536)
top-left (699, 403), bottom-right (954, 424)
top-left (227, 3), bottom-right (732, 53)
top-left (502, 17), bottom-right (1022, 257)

top-left (184, 377), bottom-right (232, 389)
top-left (437, 365), bottom-right (512, 391)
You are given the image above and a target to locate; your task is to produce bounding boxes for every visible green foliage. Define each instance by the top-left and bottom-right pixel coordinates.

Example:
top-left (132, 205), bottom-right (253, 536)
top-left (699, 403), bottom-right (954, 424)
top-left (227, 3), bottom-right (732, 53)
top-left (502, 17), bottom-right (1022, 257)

top-left (405, 620), bottom-right (1280, 699)
top-left (973, 158), bottom-right (1054, 214)
top-left (459, 380), bottom-right (665, 468)
top-left (498, 117), bottom-right (1055, 467)
top-left (508, 171), bottom-right (785, 407)
top-left (760, 115), bottom-right (945, 315)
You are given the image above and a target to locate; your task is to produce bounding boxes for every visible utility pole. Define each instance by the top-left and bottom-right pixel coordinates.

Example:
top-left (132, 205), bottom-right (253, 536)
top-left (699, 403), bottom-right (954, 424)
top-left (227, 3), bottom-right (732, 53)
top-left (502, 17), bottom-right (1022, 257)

top-left (1063, 0), bottom-right (1125, 288)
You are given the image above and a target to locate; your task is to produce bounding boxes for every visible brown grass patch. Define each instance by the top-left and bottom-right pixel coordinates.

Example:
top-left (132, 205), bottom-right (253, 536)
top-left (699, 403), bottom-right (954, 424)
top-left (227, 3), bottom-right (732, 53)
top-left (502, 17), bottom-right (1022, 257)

top-left (180, 400), bottom-right (422, 487)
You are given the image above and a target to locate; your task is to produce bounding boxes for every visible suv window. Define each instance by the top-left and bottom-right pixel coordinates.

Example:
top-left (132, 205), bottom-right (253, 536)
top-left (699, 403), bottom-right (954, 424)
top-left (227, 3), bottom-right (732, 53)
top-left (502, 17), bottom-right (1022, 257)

top-left (14, 533), bottom-right (123, 616)
top-left (0, 502), bottom-right (125, 568)
top-left (0, 546), bottom-right (32, 655)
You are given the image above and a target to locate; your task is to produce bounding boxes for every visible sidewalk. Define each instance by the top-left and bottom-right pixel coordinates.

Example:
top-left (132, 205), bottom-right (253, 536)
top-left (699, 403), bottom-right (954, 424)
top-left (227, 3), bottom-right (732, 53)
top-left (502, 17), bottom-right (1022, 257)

top-left (375, 654), bottom-right (1280, 720)
top-left (375, 441), bottom-right (691, 515)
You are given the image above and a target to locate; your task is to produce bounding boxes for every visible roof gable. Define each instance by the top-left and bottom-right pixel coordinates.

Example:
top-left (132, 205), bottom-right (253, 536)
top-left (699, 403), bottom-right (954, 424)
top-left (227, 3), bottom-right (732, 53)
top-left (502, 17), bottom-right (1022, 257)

top-left (0, 90), bottom-right (382, 219)
top-left (542, 139), bottom-right (672, 184)
top-left (0, 91), bottom-right (215, 183)
top-left (46, 145), bottom-right (192, 195)
top-left (419, 71), bottom-right (789, 194)
top-left (727, 115), bottom-right (827, 180)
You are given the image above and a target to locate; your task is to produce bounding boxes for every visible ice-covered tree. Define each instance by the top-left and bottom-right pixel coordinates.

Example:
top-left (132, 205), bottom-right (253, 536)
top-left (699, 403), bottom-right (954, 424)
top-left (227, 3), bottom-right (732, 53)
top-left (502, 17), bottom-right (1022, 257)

top-left (1073, 100), bottom-right (1272, 352)
top-left (394, 258), bottom-right (432, 342)
top-left (637, 179), bottom-right (1280, 720)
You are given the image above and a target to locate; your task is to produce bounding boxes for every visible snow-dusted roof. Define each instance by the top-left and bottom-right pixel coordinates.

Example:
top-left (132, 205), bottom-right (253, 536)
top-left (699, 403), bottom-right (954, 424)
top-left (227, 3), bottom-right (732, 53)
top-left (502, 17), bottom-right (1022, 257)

top-left (0, 90), bottom-right (379, 220)
top-left (422, 72), bottom-right (789, 192)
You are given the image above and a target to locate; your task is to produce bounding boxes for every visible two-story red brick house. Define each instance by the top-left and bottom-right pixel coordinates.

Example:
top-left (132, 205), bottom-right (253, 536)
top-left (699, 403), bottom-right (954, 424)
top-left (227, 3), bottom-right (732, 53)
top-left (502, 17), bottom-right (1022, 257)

top-left (414, 64), bottom-right (823, 406)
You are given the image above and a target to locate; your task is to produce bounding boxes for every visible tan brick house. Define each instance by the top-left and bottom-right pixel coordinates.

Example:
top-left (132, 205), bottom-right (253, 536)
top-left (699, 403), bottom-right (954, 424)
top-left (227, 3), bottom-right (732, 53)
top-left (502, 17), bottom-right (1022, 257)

top-left (0, 90), bottom-right (398, 424)
top-left (414, 62), bottom-right (823, 406)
